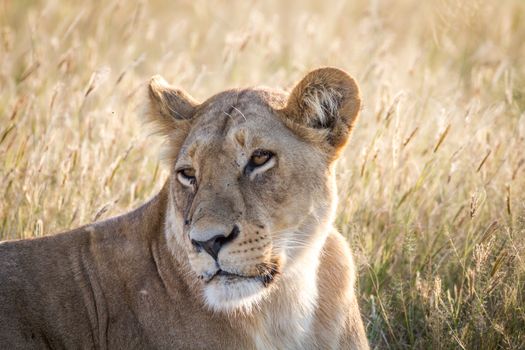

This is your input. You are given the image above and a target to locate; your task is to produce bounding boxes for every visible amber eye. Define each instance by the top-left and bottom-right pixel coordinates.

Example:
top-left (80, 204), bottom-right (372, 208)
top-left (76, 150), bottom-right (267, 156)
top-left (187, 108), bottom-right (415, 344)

top-left (244, 149), bottom-right (276, 178)
top-left (249, 150), bottom-right (273, 167)
top-left (177, 168), bottom-right (196, 187)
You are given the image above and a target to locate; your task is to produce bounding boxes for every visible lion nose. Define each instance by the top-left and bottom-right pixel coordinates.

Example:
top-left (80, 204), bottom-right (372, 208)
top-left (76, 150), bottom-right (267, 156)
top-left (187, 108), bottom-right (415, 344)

top-left (191, 225), bottom-right (239, 260)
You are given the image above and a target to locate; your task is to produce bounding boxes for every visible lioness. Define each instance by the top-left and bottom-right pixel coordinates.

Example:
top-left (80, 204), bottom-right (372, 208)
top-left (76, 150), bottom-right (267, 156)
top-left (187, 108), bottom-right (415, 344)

top-left (0, 67), bottom-right (369, 349)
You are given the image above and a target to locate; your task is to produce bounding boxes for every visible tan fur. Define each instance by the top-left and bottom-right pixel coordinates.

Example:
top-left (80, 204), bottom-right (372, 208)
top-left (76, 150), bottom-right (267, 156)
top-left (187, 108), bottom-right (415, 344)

top-left (0, 67), bottom-right (368, 349)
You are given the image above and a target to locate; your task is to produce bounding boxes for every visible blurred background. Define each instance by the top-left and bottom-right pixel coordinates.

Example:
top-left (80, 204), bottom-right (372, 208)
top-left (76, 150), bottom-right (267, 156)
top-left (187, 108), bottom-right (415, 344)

top-left (1, 0), bottom-right (524, 348)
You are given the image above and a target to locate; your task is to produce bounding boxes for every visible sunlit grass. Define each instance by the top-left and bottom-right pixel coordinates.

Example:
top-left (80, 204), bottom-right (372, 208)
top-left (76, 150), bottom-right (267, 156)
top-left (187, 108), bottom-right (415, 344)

top-left (1, 0), bottom-right (524, 348)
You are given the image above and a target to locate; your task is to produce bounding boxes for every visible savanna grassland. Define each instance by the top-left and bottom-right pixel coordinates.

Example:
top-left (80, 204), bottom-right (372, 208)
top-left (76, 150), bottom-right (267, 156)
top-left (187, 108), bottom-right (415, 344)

top-left (1, 0), bottom-right (524, 348)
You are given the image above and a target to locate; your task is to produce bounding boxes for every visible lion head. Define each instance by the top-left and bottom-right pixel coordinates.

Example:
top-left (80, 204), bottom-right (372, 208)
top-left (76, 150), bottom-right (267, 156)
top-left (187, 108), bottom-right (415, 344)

top-left (147, 67), bottom-right (360, 312)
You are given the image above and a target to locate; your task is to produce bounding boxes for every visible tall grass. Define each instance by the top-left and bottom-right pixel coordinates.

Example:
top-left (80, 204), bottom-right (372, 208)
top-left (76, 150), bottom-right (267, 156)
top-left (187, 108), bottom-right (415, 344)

top-left (1, 0), bottom-right (524, 348)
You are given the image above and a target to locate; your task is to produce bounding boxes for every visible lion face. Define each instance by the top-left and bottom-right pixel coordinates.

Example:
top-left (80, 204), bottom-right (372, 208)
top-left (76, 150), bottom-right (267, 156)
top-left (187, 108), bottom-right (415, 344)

top-left (168, 93), bottom-right (333, 311)
top-left (147, 68), bottom-right (360, 312)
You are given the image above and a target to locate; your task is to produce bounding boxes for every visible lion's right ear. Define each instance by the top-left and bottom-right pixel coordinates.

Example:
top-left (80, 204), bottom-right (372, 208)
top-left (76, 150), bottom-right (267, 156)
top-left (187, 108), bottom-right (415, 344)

top-left (280, 67), bottom-right (361, 158)
top-left (146, 75), bottom-right (199, 134)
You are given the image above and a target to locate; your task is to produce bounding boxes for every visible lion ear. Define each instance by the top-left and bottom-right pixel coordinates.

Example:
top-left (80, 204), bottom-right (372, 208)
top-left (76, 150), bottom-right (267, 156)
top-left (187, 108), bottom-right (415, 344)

top-left (146, 75), bottom-right (199, 134)
top-left (281, 67), bottom-right (361, 154)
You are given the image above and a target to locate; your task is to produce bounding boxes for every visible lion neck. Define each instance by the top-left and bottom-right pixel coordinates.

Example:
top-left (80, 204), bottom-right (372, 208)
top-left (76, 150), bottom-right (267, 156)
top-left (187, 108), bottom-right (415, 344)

top-left (242, 235), bottom-right (327, 350)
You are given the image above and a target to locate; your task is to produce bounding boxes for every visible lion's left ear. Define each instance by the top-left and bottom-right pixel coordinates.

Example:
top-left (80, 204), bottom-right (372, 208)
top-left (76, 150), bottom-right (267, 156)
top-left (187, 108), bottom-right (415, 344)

top-left (146, 75), bottom-right (199, 136)
top-left (281, 67), bottom-right (361, 155)
top-left (145, 75), bottom-right (200, 163)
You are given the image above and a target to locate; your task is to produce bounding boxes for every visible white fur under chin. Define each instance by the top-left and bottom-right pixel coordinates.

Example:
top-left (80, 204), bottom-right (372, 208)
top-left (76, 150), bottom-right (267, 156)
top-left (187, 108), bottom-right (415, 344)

top-left (203, 277), bottom-right (270, 313)
top-left (250, 247), bottom-right (323, 350)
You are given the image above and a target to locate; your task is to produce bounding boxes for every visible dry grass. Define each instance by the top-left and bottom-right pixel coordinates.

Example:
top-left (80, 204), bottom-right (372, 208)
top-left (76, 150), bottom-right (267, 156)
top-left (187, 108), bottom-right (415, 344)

top-left (1, 0), bottom-right (524, 348)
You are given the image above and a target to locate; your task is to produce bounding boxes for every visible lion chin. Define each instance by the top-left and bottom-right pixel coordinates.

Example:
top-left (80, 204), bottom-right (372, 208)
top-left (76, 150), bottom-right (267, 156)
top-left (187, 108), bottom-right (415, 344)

top-left (203, 275), bottom-right (271, 313)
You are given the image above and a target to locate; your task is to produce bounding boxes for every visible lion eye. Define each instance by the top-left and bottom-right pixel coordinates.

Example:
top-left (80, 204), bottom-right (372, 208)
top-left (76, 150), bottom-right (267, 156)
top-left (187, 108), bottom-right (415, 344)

top-left (177, 168), bottom-right (196, 187)
top-left (249, 150), bottom-right (273, 167)
top-left (244, 150), bottom-right (276, 179)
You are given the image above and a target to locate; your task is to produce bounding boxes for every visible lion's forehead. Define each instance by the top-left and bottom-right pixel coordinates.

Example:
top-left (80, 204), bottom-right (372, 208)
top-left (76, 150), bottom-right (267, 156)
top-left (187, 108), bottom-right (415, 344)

top-left (182, 89), bottom-right (288, 155)
top-left (197, 91), bottom-right (277, 128)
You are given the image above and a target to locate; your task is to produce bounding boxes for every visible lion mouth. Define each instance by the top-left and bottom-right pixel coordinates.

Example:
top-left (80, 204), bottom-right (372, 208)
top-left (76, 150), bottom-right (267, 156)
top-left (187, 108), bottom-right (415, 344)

top-left (208, 268), bottom-right (278, 287)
